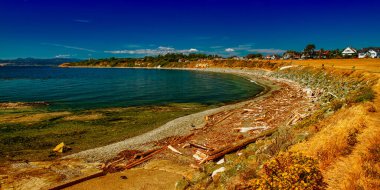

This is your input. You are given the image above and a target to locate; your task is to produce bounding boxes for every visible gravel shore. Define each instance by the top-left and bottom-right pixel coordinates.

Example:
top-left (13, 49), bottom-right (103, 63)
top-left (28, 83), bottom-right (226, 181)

top-left (64, 68), bottom-right (287, 162)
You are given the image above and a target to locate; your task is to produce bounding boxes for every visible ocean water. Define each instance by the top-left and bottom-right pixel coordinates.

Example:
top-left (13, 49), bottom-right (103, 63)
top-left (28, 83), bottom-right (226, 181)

top-left (0, 66), bottom-right (264, 110)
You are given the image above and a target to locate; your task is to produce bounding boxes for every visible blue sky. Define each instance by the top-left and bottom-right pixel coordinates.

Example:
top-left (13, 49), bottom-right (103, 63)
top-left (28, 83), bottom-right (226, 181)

top-left (1, 0), bottom-right (379, 59)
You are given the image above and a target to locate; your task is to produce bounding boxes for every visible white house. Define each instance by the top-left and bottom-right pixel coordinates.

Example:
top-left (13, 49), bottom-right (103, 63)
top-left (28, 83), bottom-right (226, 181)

top-left (358, 52), bottom-right (367, 58)
top-left (342, 47), bottom-right (357, 56)
top-left (368, 49), bottom-right (378, 58)
top-left (358, 49), bottom-right (380, 58)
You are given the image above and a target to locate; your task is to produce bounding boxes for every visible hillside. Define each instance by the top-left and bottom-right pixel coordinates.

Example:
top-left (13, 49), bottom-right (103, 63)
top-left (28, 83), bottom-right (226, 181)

top-left (0, 58), bottom-right (81, 66)
top-left (61, 55), bottom-right (380, 73)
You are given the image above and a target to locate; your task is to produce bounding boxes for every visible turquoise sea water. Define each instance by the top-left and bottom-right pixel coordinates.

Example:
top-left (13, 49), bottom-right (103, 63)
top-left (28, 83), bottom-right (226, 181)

top-left (0, 66), bottom-right (264, 110)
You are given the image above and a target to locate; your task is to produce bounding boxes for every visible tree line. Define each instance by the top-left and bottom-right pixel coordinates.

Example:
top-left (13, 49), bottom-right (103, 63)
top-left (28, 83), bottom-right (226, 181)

top-left (69, 53), bottom-right (221, 67)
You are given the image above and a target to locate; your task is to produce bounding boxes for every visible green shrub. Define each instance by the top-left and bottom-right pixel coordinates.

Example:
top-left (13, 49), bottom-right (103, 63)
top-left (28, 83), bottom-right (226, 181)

top-left (354, 87), bottom-right (375, 102)
top-left (249, 152), bottom-right (327, 190)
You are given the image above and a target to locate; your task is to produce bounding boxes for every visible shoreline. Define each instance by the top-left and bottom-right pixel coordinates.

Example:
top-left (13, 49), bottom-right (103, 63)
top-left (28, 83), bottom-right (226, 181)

top-left (1, 66), bottom-right (318, 190)
top-left (63, 67), bottom-right (284, 162)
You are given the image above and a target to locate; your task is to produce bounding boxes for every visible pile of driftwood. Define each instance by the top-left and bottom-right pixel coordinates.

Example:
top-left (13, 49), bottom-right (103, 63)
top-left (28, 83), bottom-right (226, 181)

top-left (48, 127), bottom-right (277, 190)
top-left (198, 128), bottom-right (277, 164)
top-left (103, 133), bottom-right (194, 172)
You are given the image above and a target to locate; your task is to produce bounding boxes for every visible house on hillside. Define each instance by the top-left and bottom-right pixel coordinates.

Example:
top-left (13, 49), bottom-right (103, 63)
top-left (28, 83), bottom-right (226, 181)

top-left (358, 48), bottom-right (380, 58)
top-left (358, 50), bottom-right (367, 58)
top-left (342, 47), bottom-right (357, 57)
top-left (283, 52), bottom-right (301, 60)
top-left (232, 56), bottom-right (246, 60)
top-left (368, 49), bottom-right (380, 58)
top-left (265, 55), bottom-right (279, 60)
top-left (312, 50), bottom-right (330, 59)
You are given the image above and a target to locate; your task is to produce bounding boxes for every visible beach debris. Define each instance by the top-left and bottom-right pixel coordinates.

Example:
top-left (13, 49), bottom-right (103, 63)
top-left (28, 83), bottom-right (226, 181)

top-left (210, 111), bottom-right (236, 126)
top-left (216, 158), bottom-right (225, 165)
top-left (193, 150), bottom-right (208, 161)
top-left (53, 142), bottom-right (65, 153)
top-left (250, 80), bottom-right (258, 84)
top-left (234, 126), bottom-right (268, 133)
top-left (133, 149), bottom-right (159, 159)
top-left (243, 109), bottom-right (254, 112)
top-left (211, 167), bottom-right (226, 178)
top-left (182, 143), bottom-right (191, 149)
top-left (104, 133), bottom-right (194, 172)
top-left (203, 128), bottom-right (277, 162)
top-left (53, 142), bottom-right (71, 153)
top-left (234, 127), bottom-right (254, 133)
top-left (188, 142), bottom-right (214, 151)
top-left (168, 145), bottom-right (183, 155)
top-left (254, 117), bottom-right (265, 121)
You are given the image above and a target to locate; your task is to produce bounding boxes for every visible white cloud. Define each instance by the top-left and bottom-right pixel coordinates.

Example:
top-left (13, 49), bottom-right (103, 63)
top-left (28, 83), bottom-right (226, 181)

top-left (105, 47), bottom-right (199, 55)
top-left (248, 49), bottom-right (286, 54)
top-left (225, 48), bottom-right (235, 52)
top-left (187, 48), bottom-right (198, 52)
top-left (43, 43), bottom-right (96, 52)
top-left (55, 54), bottom-right (71, 58)
top-left (158, 46), bottom-right (175, 51)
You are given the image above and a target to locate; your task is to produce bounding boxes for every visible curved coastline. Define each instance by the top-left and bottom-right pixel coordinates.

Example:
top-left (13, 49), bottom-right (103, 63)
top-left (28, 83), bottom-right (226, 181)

top-left (64, 68), bottom-right (280, 162)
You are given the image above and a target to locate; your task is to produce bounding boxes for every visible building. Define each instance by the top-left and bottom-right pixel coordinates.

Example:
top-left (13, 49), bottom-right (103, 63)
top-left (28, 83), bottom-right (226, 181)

top-left (341, 47), bottom-right (357, 57)
top-left (283, 52), bottom-right (301, 60)
top-left (368, 49), bottom-right (379, 58)
top-left (265, 55), bottom-right (279, 60)
top-left (357, 48), bottom-right (380, 58)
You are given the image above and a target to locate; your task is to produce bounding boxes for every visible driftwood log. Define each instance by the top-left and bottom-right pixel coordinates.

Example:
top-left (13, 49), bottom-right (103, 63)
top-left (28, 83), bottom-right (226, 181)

top-left (120, 133), bottom-right (194, 170)
top-left (48, 171), bottom-right (106, 190)
top-left (189, 142), bottom-right (214, 151)
top-left (202, 128), bottom-right (277, 162)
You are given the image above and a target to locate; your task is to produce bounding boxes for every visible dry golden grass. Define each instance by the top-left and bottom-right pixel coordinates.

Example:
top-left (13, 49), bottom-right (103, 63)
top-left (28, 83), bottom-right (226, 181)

top-left (325, 116), bottom-right (380, 190)
top-left (290, 74), bottom-right (380, 190)
top-left (273, 59), bottom-right (380, 73)
top-left (290, 103), bottom-right (373, 168)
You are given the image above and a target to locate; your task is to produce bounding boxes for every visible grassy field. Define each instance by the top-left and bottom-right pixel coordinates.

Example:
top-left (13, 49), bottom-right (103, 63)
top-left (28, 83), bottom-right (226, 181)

top-left (274, 59), bottom-right (380, 73)
top-left (0, 103), bottom-right (214, 163)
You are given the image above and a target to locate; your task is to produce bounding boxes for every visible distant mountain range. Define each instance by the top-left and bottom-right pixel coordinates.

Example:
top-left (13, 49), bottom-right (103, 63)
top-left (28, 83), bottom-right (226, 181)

top-left (0, 58), bottom-right (81, 66)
